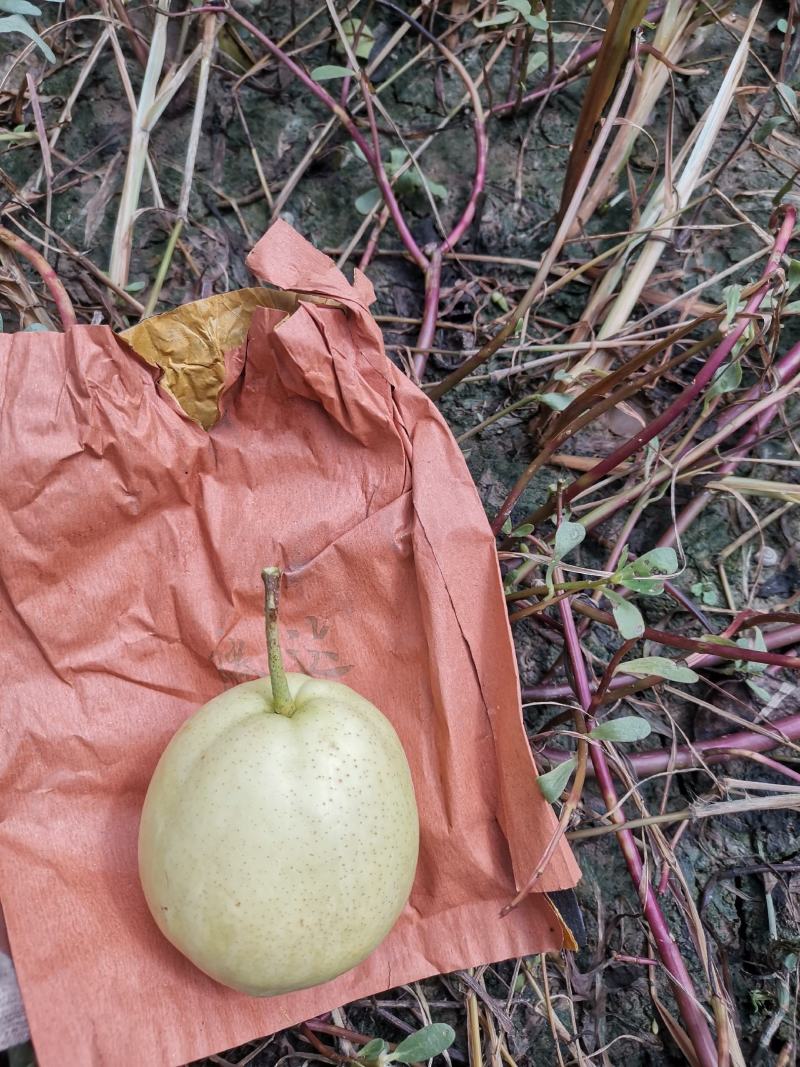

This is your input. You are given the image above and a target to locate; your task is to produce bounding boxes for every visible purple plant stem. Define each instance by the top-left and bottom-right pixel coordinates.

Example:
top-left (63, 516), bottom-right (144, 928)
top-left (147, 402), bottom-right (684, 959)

top-left (374, 1), bottom-right (488, 373)
top-left (412, 102), bottom-right (485, 374)
top-left (539, 712), bottom-right (800, 778)
top-left (199, 5), bottom-right (429, 270)
top-left (200, 2), bottom-right (487, 379)
top-left (565, 205), bottom-right (796, 489)
top-left (375, 0), bottom-right (487, 260)
top-left (489, 3), bottom-right (666, 118)
top-left (513, 601), bottom-right (800, 668)
top-left (724, 750), bottom-right (800, 784)
top-left (504, 25), bottom-right (526, 107)
top-left (522, 622), bottom-right (800, 702)
top-left (0, 225), bottom-right (77, 329)
top-left (358, 206), bottom-right (390, 271)
top-left (441, 125), bottom-right (487, 254)
top-left (414, 248), bottom-right (443, 378)
top-left (490, 44), bottom-right (601, 118)
top-left (518, 206), bottom-right (797, 532)
top-left (658, 337), bottom-right (800, 548)
top-left (556, 589), bottom-right (719, 1066)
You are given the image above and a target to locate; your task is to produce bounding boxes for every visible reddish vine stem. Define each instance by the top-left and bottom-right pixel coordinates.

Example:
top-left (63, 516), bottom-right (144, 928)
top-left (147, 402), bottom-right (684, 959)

top-left (414, 248), bottom-right (443, 377)
top-left (519, 205), bottom-right (797, 530)
top-left (502, 559), bottom-right (592, 912)
top-left (190, 1), bottom-right (488, 374)
top-left (374, 0), bottom-right (487, 374)
top-left (109, 0), bottom-right (149, 70)
top-left (490, 56), bottom-right (596, 118)
top-left (657, 336), bottom-right (800, 549)
top-left (190, 4), bottom-right (428, 268)
top-left (358, 206), bottom-right (391, 271)
top-left (488, 5), bottom-right (665, 118)
top-left (489, 328), bottom-right (717, 536)
top-left (539, 713), bottom-right (800, 778)
top-left (512, 599), bottom-right (800, 669)
top-left (523, 621), bottom-right (800, 702)
top-left (555, 588), bottom-right (718, 1066)
top-left (0, 225), bottom-right (77, 329)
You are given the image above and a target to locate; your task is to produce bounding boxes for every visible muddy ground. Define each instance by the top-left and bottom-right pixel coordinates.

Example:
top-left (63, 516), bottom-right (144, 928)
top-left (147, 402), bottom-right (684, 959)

top-left (2, 1), bottom-right (800, 1063)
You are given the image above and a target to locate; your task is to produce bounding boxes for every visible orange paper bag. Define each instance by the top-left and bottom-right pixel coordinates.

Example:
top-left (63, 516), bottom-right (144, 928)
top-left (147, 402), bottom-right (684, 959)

top-left (0, 222), bottom-right (579, 1066)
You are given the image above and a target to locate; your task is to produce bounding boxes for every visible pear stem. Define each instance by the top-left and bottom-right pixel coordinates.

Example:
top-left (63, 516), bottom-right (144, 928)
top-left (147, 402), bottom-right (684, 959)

top-left (261, 567), bottom-right (294, 717)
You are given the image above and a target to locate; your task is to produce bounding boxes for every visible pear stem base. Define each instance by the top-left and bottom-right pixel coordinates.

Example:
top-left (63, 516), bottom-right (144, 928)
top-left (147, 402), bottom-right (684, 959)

top-left (262, 567), bottom-right (295, 717)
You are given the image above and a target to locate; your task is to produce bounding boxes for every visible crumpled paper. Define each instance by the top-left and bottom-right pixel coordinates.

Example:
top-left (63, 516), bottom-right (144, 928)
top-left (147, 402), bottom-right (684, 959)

top-left (0, 221), bottom-right (579, 1067)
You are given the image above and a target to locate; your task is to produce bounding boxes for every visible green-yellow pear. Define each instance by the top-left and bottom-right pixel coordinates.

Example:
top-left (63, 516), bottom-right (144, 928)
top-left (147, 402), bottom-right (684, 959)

top-left (138, 568), bottom-right (419, 997)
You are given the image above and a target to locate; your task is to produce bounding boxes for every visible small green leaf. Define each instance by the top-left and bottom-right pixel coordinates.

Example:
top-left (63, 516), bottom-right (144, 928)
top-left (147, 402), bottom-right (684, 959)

top-left (618, 576), bottom-right (664, 595)
top-left (491, 290), bottom-right (510, 312)
top-left (475, 10), bottom-right (517, 27)
top-left (501, 0), bottom-right (531, 13)
top-left (736, 627), bottom-right (768, 674)
top-left (788, 259), bottom-right (800, 295)
top-left (604, 589), bottom-right (644, 640)
top-left (553, 519), bottom-right (585, 562)
top-left (0, 13), bottom-right (55, 61)
top-left (340, 17), bottom-right (375, 60)
top-left (503, 564), bottom-right (526, 591)
top-left (501, 518), bottom-right (513, 536)
top-left (690, 579), bottom-right (719, 606)
top-left (359, 1038), bottom-right (389, 1060)
top-left (632, 547), bottom-right (677, 575)
top-left (773, 171), bottom-right (797, 206)
top-left (536, 758), bottom-right (576, 802)
top-left (524, 11), bottom-right (548, 30)
top-left (777, 82), bottom-right (798, 114)
top-left (387, 147), bottom-right (407, 173)
top-left (311, 64), bottom-right (356, 81)
top-left (390, 1024), bottom-right (456, 1064)
top-left (385, 151), bottom-right (448, 205)
top-left (0, 0), bottom-right (41, 15)
top-left (354, 187), bottom-right (383, 215)
top-left (753, 115), bottom-right (788, 144)
top-left (721, 283), bottom-right (742, 328)
top-left (510, 522), bottom-right (533, 538)
top-left (526, 51), bottom-right (547, 78)
top-left (589, 716), bottom-right (652, 743)
top-left (644, 436), bottom-right (659, 479)
top-left (537, 392), bottom-right (572, 412)
top-left (619, 656), bottom-right (699, 684)
top-left (425, 177), bottom-right (448, 202)
top-left (617, 546), bottom-right (674, 590)
top-left (731, 321), bottom-right (755, 360)
top-left (746, 679), bottom-right (771, 702)
top-left (704, 359), bottom-right (742, 409)
top-left (124, 280), bottom-right (146, 293)
top-left (777, 18), bottom-right (789, 33)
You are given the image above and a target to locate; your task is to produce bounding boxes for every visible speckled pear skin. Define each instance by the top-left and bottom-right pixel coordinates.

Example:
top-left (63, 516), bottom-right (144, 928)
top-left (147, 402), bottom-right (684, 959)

top-left (138, 674), bottom-right (419, 997)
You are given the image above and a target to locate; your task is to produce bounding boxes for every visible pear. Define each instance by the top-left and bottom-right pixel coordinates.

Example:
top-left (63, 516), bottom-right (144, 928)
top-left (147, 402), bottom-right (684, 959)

top-left (138, 568), bottom-right (419, 996)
